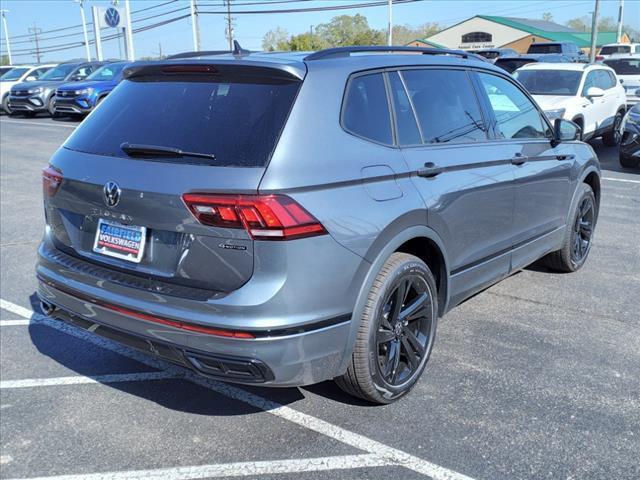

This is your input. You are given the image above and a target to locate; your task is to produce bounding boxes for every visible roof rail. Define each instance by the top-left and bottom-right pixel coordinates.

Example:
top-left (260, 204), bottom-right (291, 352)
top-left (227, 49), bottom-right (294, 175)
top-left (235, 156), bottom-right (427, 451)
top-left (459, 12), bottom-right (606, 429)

top-left (304, 46), bottom-right (477, 61)
top-left (167, 50), bottom-right (231, 60)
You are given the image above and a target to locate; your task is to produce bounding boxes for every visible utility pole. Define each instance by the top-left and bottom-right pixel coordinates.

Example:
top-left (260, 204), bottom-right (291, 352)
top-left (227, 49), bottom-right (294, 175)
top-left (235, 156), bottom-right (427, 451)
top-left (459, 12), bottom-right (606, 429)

top-left (0, 10), bottom-right (12, 65)
top-left (616, 0), bottom-right (624, 43)
top-left (589, 0), bottom-right (600, 63)
top-left (124, 0), bottom-right (135, 61)
top-left (190, 0), bottom-right (200, 51)
top-left (388, 0), bottom-right (393, 46)
top-left (29, 23), bottom-right (42, 63)
top-left (158, 42), bottom-right (163, 59)
top-left (225, 0), bottom-right (233, 51)
top-left (76, 0), bottom-right (91, 61)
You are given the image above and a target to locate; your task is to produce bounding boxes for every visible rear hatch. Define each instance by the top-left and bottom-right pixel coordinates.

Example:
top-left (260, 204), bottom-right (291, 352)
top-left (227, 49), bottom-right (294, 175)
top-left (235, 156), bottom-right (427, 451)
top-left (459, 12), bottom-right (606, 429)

top-left (44, 61), bottom-right (302, 294)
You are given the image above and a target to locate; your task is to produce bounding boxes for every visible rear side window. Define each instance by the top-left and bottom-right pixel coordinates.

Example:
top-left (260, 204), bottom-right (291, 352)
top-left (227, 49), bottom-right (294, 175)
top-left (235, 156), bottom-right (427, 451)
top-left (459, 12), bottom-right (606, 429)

top-left (477, 72), bottom-right (549, 140)
top-left (387, 72), bottom-right (421, 145)
top-left (402, 69), bottom-right (486, 144)
top-left (342, 73), bottom-right (392, 145)
top-left (64, 75), bottom-right (301, 167)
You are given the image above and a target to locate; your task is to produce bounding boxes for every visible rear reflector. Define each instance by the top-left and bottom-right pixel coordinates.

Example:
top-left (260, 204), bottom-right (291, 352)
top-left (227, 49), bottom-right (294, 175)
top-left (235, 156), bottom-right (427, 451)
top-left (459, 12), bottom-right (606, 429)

top-left (42, 165), bottom-right (63, 197)
top-left (182, 193), bottom-right (327, 240)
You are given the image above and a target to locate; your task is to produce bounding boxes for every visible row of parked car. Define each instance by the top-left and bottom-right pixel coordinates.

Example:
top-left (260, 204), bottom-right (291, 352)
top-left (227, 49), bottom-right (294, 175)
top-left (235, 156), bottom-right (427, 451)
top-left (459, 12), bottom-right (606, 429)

top-left (0, 59), bottom-right (127, 117)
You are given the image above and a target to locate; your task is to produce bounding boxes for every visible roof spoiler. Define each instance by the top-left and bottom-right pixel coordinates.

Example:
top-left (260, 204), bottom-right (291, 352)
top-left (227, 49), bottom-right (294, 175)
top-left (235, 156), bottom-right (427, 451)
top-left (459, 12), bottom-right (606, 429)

top-left (167, 41), bottom-right (251, 60)
top-left (304, 46), bottom-right (486, 61)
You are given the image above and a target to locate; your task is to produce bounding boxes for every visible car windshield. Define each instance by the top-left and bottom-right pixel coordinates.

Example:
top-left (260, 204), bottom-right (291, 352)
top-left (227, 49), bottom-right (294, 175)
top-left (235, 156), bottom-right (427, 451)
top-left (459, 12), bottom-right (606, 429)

top-left (87, 63), bottom-right (127, 81)
top-left (64, 74), bottom-right (301, 167)
top-left (1, 67), bottom-right (29, 81)
top-left (600, 45), bottom-right (631, 55)
top-left (39, 64), bottom-right (76, 81)
top-left (528, 44), bottom-right (561, 54)
top-left (514, 69), bottom-right (582, 95)
top-left (603, 59), bottom-right (640, 75)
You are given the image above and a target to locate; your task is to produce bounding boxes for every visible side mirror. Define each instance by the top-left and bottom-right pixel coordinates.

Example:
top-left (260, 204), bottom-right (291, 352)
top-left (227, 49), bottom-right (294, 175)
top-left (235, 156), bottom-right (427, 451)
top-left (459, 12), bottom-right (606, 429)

top-left (586, 86), bottom-right (605, 98)
top-left (552, 118), bottom-right (581, 146)
top-left (25, 75), bottom-right (36, 81)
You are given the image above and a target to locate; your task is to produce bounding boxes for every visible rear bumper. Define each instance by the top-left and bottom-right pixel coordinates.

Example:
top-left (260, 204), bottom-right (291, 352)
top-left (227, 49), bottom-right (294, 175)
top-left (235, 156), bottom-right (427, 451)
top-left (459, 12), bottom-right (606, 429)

top-left (36, 232), bottom-right (366, 386)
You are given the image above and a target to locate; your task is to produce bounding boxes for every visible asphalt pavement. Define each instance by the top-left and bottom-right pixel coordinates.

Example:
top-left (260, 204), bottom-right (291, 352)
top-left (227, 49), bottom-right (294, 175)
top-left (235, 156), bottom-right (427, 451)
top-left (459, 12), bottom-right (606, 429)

top-left (0, 115), bottom-right (638, 480)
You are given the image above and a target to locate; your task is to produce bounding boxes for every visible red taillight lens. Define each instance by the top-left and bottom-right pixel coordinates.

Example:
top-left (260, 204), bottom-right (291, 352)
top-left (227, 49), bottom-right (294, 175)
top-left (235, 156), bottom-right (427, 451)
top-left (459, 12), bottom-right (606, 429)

top-left (42, 165), bottom-right (63, 197)
top-left (182, 193), bottom-right (327, 240)
top-left (596, 55), bottom-right (604, 61)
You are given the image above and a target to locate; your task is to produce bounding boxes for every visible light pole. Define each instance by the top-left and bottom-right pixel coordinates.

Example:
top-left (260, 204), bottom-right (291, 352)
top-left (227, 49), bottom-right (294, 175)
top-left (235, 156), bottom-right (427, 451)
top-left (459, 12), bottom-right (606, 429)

top-left (0, 10), bottom-right (12, 65)
top-left (589, 0), bottom-right (600, 63)
top-left (124, 0), bottom-right (135, 61)
top-left (616, 0), bottom-right (624, 43)
top-left (190, 0), bottom-right (200, 52)
top-left (388, 0), bottom-right (393, 46)
top-left (75, 0), bottom-right (91, 61)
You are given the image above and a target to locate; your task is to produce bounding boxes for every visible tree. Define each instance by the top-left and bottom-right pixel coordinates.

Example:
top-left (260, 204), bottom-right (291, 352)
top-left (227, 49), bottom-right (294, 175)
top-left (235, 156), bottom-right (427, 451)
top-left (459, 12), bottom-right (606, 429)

top-left (542, 12), bottom-right (554, 22)
top-left (567, 15), bottom-right (590, 32)
top-left (391, 22), bottom-right (441, 45)
top-left (315, 14), bottom-right (385, 47)
top-left (288, 32), bottom-right (326, 51)
top-left (262, 27), bottom-right (289, 51)
top-left (566, 15), bottom-right (639, 41)
top-left (1, 55), bottom-right (9, 66)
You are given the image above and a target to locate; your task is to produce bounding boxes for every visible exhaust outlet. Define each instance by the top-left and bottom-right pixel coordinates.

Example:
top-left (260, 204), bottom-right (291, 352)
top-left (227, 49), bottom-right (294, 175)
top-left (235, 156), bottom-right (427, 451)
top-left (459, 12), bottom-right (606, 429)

top-left (40, 300), bottom-right (57, 316)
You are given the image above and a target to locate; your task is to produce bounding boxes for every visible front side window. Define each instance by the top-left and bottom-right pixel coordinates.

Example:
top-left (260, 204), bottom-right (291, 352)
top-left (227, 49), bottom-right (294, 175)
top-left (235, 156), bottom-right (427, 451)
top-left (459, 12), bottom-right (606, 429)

top-left (582, 71), bottom-right (598, 95)
top-left (462, 32), bottom-right (492, 43)
top-left (402, 69), bottom-right (487, 144)
top-left (1, 67), bottom-right (29, 81)
top-left (477, 72), bottom-right (549, 140)
top-left (88, 63), bottom-right (127, 81)
top-left (40, 64), bottom-right (77, 81)
top-left (342, 73), bottom-right (392, 145)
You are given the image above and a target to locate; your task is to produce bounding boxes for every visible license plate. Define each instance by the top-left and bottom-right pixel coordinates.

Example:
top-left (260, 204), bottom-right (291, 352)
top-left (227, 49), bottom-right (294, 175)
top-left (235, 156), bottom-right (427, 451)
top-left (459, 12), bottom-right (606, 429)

top-left (93, 219), bottom-right (146, 263)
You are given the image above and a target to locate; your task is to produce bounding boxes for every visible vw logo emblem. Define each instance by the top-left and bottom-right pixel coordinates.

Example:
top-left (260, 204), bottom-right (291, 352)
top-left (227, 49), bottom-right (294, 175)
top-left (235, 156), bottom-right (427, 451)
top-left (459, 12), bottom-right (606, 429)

top-left (104, 7), bottom-right (120, 28)
top-left (103, 181), bottom-right (121, 207)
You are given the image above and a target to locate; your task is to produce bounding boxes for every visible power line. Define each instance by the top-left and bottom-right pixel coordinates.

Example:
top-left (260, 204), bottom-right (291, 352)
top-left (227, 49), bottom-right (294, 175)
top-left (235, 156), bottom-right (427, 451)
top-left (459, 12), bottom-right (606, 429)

top-left (199, 0), bottom-right (422, 15)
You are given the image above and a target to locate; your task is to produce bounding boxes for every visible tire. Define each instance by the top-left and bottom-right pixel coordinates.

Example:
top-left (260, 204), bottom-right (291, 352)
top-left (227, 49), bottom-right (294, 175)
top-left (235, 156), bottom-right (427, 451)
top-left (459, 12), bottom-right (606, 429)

top-left (2, 94), bottom-right (12, 115)
top-left (602, 111), bottom-right (623, 147)
top-left (335, 252), bottom-right (438, 404)
top-left (542, 183), bottom-right (597, 273)
top-left (47, 96), bottom-right (56, 116)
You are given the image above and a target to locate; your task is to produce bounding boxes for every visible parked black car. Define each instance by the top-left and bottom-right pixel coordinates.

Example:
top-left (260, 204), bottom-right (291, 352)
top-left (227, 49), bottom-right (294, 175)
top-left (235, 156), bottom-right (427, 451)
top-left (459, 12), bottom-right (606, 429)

top-left (527, 42), bottom-right (588, 63)
top-left (8, 60), bottom-right (109, 116)
top-left (620, 103), bottom-right (640, 168)
top-left (495, 54), bottom-right (571, 73)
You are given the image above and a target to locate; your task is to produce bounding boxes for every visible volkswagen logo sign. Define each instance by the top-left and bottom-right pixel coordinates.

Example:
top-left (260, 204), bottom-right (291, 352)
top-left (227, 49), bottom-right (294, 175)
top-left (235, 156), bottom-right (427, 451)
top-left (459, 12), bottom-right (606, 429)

top-left (104, 7), bottom-right (121, 28)
top-left (103, 181), bottom-right (121, 207)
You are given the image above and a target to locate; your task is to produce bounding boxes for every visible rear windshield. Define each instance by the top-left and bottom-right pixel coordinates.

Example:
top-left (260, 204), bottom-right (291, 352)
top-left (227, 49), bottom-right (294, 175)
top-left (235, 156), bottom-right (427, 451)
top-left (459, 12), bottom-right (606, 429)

top-left (600, 45), bottom-right (631, 55)
top-left (528, 44), bottom-right (561, 54)
top-left (496, 59), bottom-right (535, 74)
top-left (64, 75), bottom-right (300, 167)
top-left (475, 51), bottom-right (500, 60)
top-left (514, 70), bottom-right (582, 95)
top-left (603, 58), bottom-right (640, 75)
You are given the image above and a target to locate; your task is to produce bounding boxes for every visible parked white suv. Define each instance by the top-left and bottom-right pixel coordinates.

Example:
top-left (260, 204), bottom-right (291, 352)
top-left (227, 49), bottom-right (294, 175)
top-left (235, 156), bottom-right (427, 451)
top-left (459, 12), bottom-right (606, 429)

top-left (514, 63), bottom-right (627, 145)
top-left (597, 43), bottom-right (640, 62)
top-left (604, 55), bottom-right (640, 106)
top-left (0, 64), bottom-right (55, 114)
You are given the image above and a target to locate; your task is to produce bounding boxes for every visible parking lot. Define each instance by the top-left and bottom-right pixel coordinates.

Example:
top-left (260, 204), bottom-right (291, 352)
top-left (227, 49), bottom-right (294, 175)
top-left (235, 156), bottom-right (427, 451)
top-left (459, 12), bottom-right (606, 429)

top-left (0, 115), bottom-right (638, 480)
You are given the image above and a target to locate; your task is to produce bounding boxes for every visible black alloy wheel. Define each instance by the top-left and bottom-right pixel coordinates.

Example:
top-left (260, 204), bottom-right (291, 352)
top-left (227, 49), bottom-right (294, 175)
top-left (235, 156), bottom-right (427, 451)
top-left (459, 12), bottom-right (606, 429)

top-left (571, 195), bottom-right (595, 266)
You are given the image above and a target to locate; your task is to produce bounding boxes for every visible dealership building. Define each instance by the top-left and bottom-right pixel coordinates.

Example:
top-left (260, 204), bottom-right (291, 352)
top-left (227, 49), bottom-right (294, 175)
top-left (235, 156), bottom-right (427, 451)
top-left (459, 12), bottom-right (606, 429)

top-left (408, 15), bottom-right (630, 53)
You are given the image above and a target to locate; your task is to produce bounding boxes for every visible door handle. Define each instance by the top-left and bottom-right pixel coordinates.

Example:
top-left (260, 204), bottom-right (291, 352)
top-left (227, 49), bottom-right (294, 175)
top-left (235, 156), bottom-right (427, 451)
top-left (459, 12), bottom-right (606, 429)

top-left (510, 153), bottom-right (528, 166)
top-left (417, 162), bottom-right (443, 178)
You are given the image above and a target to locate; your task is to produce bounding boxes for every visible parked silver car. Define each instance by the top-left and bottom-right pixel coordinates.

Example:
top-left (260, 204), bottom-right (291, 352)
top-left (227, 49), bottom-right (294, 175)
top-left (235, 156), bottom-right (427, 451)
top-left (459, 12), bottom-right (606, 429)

top-left (37, 46), bottom-right (600, 404)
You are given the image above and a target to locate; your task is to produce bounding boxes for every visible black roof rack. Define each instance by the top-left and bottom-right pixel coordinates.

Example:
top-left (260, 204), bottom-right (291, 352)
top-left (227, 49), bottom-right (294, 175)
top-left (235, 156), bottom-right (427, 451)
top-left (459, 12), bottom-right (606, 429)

top-left (304, 46), bottom-right (477, 61)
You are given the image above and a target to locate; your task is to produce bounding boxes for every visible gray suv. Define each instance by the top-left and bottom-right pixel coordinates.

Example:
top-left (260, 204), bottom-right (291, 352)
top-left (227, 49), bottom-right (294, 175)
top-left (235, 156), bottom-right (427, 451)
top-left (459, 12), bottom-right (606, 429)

top-left (37, 46), bottom-right (601, 404)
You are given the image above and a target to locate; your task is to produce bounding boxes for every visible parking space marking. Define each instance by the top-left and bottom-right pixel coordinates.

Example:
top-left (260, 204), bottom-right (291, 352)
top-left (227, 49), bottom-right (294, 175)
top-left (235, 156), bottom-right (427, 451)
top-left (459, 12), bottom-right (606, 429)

top-left (0, 371), bottom-right (179, 390)
top-left (0, 119), bottom-right (77, 129)
top-left (5, 454), bottom-right (392, 480)
top-left (0, 319), bottom-right (31, 326)
top-left (0, 298), bottom-right (476, 480)
top-left (603, 177), bottom-right (640, 184)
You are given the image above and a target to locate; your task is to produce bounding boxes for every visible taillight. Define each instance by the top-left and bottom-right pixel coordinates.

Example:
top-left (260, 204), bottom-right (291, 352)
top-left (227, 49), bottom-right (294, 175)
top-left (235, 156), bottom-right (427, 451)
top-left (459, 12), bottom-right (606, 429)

top-left (42, 165), bottom-right (63, 197)
top-left (596, 55), bottom-right (604, 61)
top-left (182, 193), bottom-right (327, 240)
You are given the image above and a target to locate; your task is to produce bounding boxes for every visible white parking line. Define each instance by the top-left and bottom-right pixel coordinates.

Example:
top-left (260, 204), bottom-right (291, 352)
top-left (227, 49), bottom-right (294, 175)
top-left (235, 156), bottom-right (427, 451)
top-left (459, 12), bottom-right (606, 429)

top-left (0, 371), bottom-right (178, 389)
top-left (0, 119), bottom-right (76, 129)
top-left (0, 319), bottom-right (31, 326)
top-left (603, 177), bottom-right (640, 184)
top-left (0, 299), bottom-right (475, 480)
top-left (5, 454), bottom-right (392, 480)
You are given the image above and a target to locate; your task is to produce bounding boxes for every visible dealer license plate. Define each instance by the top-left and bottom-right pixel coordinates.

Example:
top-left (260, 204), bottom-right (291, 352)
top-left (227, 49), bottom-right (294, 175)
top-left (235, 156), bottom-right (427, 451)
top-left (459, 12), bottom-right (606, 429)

top-left (93, 219), bottom-right (146, 263)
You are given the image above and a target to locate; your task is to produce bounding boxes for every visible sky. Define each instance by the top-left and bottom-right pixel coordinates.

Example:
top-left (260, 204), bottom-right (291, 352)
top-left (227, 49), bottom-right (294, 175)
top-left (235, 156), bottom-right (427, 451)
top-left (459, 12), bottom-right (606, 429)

top-left (0, 0), bottom-right (638, 63)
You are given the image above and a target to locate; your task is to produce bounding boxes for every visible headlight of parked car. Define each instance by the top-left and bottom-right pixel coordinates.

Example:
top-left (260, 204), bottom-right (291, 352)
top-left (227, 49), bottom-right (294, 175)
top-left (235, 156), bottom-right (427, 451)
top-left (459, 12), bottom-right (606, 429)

top-left (27, 87), bottom-right (44, 94)
top-left (76, 88), bottom-right (94, 96)
top-left (544, 108), bottom-right (566, 121)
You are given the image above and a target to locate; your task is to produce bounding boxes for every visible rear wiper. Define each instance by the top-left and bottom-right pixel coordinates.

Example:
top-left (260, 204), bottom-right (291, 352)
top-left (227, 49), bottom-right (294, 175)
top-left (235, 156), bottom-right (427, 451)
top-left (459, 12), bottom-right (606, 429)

top-left (120, 143), bottom-right (216, 161)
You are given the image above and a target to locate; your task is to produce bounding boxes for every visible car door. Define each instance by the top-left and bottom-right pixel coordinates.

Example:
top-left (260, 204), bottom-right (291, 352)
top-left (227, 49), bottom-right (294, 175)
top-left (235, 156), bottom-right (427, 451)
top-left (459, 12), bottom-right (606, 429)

top-left (475, 70), bottom-right (574, 271)
top-left (390, 68), bottom-right (516, 306)
top-left (581, 69), bottom-right (608, 136)
top-left (597, 69), bottom-right (624, 131)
